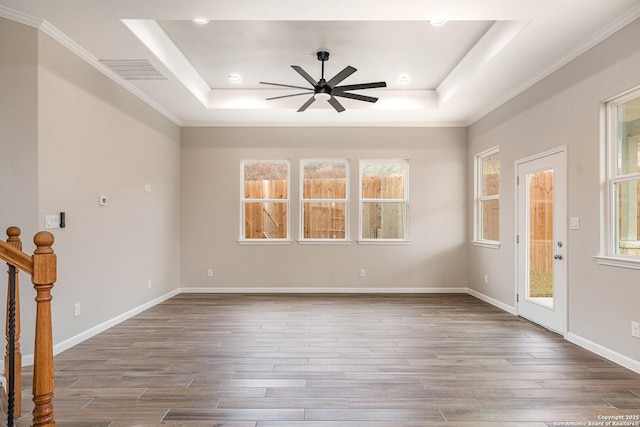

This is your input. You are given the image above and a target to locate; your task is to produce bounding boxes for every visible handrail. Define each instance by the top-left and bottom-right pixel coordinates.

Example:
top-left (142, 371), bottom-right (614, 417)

top-left (0, 242), bottom-right (32, 276)
top-left (1, 227), bottom-right (56, 427)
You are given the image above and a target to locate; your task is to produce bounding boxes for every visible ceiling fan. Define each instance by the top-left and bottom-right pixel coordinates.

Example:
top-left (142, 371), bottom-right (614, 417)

top-left (260, 51), bottom-right (387, 112)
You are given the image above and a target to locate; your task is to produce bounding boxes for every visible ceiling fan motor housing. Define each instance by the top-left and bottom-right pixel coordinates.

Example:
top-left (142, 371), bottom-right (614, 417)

top-left (317, 51), bottom-right (330, 62)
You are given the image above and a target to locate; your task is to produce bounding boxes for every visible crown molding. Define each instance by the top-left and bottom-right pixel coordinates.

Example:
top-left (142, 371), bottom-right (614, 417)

top-left (0, 4), bottom-right (42, 27)
top-left (467, 4), bottom-right (640, 126)
top-left (0, 5), bottom-right (182, 126)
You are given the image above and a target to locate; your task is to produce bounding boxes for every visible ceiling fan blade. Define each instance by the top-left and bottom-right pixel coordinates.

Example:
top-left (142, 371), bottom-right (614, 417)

top-left (332, 91), bottom-right (379, 103)
top-left (260, 81), bottom-right (312, 91)
top-left (326, 66), bottom-right (357, 88)
top-left (328, 96), bottom-right (346, 113)
top-left (266, 92), bottom-right (314, 101)
top-left (297, 96), bottom-right (316, 112)
top-left (334, 81), bottom-right (387, 91)
top-left (291, 66), bottom-right (318, 87)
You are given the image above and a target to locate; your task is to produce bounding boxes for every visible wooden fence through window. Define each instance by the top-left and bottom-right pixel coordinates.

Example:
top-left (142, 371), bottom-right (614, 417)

top-left (242, 173), bottom-right (570, 270)
top-left (244, 177), bottom-right (407, 239)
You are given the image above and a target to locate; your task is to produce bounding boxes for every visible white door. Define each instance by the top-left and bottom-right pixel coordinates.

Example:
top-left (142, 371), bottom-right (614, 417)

top-left (516, 148), bottom-right (567, 335)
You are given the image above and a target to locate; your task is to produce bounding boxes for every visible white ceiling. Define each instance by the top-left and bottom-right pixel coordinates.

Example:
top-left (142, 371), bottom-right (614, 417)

top-left (1, 0), bottom-right (640, 127)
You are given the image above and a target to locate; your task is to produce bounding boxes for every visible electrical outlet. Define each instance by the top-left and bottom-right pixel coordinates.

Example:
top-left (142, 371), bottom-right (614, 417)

top-left (359, 269), bottom-right (366, 277)
top-left (484, 274), bottom-right (489, 284)
top-left (74, 303), bottom-right (80, 317)
top-left (632, 321), bottom-right (640, 339)
top-left (207, 269), bottom-right (213, 277)
top-left (147, 279), bottom-right (152, 289)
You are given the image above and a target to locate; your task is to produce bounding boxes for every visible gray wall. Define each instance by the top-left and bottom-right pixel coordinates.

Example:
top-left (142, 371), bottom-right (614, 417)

top-left (468, 19), bottom-right (640, 364)
top-left (180, 127), bottom-right (468, 291)
top-left (0, 17), bottom-right (182, 355)
top-left (0, 19), bottom-right (39, 242)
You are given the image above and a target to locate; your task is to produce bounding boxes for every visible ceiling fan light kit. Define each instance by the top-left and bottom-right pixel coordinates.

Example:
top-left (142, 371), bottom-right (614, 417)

top-left (260, 51), bottom-right (387, 112)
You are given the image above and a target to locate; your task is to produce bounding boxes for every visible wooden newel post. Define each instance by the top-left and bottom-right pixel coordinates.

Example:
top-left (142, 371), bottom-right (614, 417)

top-left (5, 226), bottom-right (23, 417)
top-left (31, 232), bottom-right (56, 427)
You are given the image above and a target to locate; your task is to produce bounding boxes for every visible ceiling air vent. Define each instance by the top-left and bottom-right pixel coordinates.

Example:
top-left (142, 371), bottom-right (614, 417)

top-left (99, 59), bottom-right (167, 80)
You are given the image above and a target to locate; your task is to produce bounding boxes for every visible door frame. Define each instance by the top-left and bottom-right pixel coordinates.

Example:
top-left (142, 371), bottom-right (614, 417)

top-left (514, 146), bottom-right (568, 336)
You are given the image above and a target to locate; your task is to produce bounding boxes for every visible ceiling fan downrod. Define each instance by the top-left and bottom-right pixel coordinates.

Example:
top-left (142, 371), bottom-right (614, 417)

top-left (316, 51), bottom-right (331, 99)
top-left (317, 50), bottom-right (330, 83)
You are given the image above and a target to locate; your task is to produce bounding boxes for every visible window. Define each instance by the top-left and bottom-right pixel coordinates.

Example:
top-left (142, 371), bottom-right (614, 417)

top-left (600, 89), bottom-right (640, 266)
top-left (474, 147), bottom-right (500, 246)
top-left (240, 159), bottom-right (290, 241)
top-left (300, 159), bottom-right (349, 241)
top-left (359, 159), bottom-right (409, 242)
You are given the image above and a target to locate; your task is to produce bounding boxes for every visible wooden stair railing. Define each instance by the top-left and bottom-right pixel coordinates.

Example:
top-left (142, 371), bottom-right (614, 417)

top-left (0, 227), bottom-right (56, 427)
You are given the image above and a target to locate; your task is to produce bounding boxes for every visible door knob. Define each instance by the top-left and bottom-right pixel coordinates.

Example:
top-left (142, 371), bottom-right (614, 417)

top-left (554, 254), bottom-right (563, 260)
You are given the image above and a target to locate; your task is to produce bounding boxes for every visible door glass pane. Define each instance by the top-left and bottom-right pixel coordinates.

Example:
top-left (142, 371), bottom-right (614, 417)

top-left (528, 169), bottom-right (554, 308)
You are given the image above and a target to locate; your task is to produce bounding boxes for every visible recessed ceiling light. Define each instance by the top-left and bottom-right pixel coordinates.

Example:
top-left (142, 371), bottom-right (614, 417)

top-left (398, 74), bottom-right (411, 84)
top-left (430, 18), bottom-right (447, 26)
top-left (192, 17), bottom-right (210, 25)
top-left (228, 74), bottom-right (242, 83)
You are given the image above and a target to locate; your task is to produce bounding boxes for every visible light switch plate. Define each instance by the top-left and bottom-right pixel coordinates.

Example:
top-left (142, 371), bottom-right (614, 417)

top-left (569, 217), bottom-right (579, 230)
top-left (45, 214), bottom-right (60, 229)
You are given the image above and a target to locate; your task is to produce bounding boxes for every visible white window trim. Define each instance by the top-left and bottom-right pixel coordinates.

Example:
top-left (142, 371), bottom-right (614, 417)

top-left (596, 87), bottom-right (640, 269)
top-left (239, 158), bottom-right (291, 244)
top-left (358, 159), bottom-right (410, 243)
top-left (473, 146), bottom-right (500, 248)
top-left (299, 158), bottom-right (350, 243)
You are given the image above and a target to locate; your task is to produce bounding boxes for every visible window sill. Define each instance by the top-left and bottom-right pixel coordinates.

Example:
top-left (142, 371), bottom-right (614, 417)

top-left (357, 239), bottom-right (411, 245)
top-left (594, 255), bottom-right (640, 270)
top-left (298, 240), bottom-right (352, 245)
top-left (472, 240), bottom-right (501, 249)
top-left (238, 239), bottom-right (292, 245)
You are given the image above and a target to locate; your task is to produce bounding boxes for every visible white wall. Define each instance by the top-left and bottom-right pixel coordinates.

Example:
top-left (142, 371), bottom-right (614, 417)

top-left (181, 126), bottom-right (468, 291)
top-left (468, 19), bottom-right (640, 367)
top-left (0, 17), bottom-right (182, 356)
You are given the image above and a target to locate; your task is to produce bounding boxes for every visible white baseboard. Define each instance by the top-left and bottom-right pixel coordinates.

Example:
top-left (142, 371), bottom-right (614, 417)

top-left (13, 288), bottom-right (181, 368)
top-left (467, 290), bottom-right (640, 375)
top-left (50, 288), bottom-right (181, 358)
top-left (566, 332), bottom-right (640, 374)
top-left (467, 288), bottom-right (517, 315)
top-left (179, 286), bottom-right (469, 294)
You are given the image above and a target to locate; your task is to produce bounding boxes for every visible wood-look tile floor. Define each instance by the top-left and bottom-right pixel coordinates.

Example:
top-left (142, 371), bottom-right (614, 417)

top-left (15, 293), bottom-right (640, 426)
